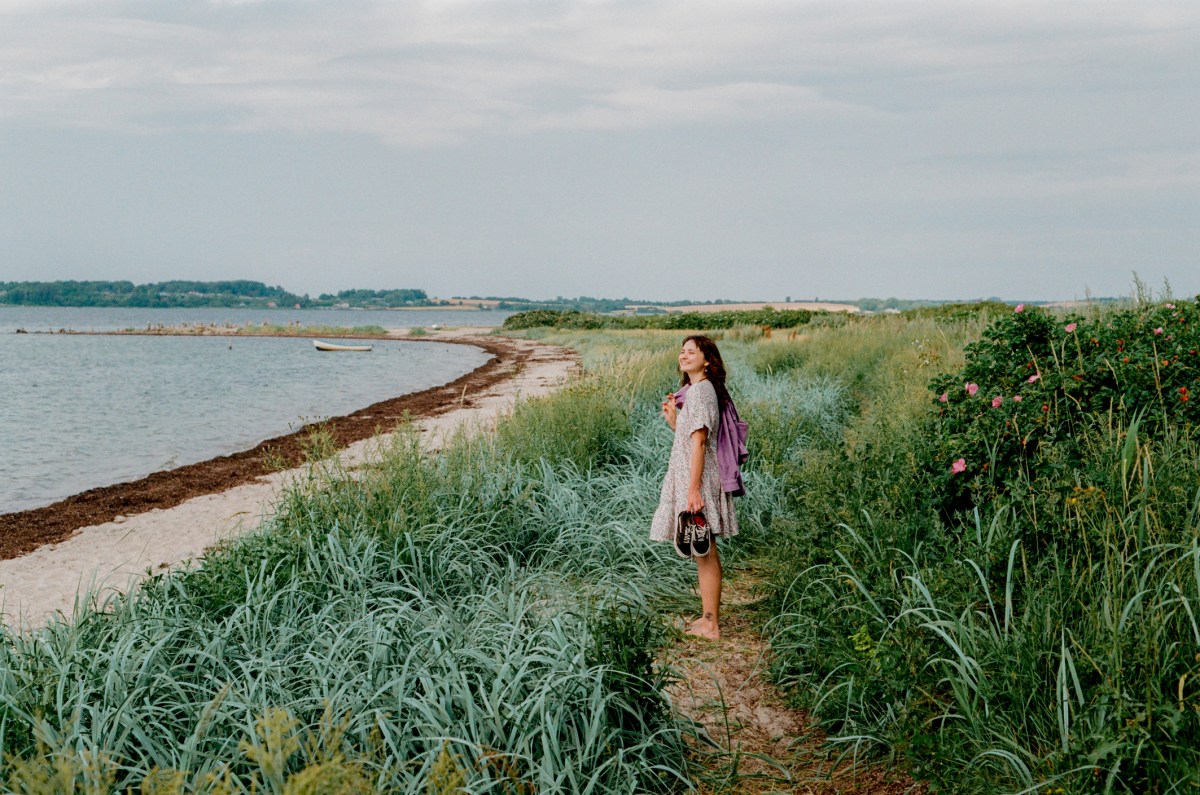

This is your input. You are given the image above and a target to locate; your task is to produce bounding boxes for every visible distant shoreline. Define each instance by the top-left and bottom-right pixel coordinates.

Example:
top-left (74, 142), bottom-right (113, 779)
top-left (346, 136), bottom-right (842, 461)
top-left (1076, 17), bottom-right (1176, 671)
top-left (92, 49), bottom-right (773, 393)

top-left (30, 325), bottom-right (397, 338)
top-left (16, 321), bottom-right (469, 339)
top-left (0, 304), bottom-right (506, 312)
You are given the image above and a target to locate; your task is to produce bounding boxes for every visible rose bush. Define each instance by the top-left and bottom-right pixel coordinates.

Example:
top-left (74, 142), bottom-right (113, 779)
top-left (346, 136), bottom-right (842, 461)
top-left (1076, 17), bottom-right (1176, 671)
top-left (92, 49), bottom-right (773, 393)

top-left (928, 298), bottom-right (1200, 525)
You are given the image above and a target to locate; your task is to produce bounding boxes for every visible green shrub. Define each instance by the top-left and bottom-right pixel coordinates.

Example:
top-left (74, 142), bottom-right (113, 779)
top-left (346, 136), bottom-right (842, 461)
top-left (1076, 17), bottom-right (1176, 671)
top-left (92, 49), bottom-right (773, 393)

top-left (927, 299), bottom-right (1200, 526)
top-left (585, 605), bottom-right (675, 781)
top-left (503, 308), bottom-right (816, 331)
top-left (503, 310), bottom-right (613, 330)
top-left (495, 378), bottom-right (631, 471)
top-left (901, 300), bottom-right (1011, 322)
top-left (751, 305), bottom-right (1200, 793)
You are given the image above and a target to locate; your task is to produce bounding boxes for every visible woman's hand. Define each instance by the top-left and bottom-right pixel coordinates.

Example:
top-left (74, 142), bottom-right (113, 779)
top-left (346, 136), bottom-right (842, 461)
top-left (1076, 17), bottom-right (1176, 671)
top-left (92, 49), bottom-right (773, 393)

top-left (687, 486), bottom-right (704, 514)
top-left (662, 393), bottom-right (677, 430)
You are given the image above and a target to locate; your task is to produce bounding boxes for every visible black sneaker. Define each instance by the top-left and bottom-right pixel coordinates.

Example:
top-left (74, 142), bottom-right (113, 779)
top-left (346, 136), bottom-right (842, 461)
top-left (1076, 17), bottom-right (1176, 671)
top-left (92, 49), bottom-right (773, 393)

top-left (690, 512), bottom-right (712, 558)
top-left (674, 512), bottom-right (693, 558)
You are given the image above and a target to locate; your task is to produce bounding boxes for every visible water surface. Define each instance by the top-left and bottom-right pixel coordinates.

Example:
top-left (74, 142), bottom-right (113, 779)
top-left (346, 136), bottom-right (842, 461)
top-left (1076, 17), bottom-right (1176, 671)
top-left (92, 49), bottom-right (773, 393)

top-left (0, 332), bottom-right (491, 514)
top-left (0, 305), bottom-right (512, 334)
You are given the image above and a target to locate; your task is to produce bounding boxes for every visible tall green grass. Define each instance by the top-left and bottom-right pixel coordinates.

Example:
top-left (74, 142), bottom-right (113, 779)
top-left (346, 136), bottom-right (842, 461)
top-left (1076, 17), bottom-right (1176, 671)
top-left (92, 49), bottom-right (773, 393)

top-left (15, 314), bottom-right (1184, 793)
top-left (751, 308), bottom-right (1200, 793)
top-left (0, 372), bottom-right (689, 791)
top-left (0, 332), bottom-right (852, 793)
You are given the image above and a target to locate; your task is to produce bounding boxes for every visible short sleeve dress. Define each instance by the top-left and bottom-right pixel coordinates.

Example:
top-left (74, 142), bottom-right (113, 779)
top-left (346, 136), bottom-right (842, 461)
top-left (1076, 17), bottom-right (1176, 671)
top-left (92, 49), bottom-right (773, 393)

top-left (649, 379), bottom-right (739, 543)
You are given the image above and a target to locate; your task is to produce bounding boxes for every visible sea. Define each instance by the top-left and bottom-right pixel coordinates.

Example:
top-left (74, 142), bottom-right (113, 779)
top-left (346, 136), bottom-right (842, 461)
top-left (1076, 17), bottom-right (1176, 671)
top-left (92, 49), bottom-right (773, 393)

top-left (0, 306), bottom-right (513, 514)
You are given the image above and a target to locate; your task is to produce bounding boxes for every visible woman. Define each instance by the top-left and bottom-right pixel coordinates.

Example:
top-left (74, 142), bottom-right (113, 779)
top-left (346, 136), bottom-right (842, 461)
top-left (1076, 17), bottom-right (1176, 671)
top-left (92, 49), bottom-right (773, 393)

top-left (650, 335), bottom-right (738, 640)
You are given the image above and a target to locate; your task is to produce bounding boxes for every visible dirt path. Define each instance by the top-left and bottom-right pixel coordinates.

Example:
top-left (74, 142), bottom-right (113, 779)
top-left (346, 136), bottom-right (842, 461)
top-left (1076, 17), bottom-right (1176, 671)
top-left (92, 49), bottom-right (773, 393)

top-left (666, 574), bottom-right (925, 794)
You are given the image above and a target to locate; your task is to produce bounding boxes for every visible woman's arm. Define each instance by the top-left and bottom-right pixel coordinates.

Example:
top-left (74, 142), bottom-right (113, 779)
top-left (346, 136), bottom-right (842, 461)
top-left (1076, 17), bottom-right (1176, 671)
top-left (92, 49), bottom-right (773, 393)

top-left (687, 427), bottom-right (707, 513)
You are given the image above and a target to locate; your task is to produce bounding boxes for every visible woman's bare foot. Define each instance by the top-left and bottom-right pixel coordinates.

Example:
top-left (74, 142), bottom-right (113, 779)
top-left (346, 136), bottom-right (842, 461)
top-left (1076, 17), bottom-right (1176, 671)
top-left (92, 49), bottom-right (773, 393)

top-left (686, 615), bottom-right (721, 640)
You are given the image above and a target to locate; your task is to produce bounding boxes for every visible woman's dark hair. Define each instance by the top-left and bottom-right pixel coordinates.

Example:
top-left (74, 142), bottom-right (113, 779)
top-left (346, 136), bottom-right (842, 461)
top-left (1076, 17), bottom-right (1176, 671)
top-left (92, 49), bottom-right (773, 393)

top-left (680, 334), bottom-right (731, 412)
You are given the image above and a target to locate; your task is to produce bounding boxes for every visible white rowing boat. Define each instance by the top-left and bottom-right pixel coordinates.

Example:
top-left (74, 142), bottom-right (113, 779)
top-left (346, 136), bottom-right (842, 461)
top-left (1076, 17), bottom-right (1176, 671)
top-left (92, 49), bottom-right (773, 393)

top-left (313, 339), bottom-right (373, 352)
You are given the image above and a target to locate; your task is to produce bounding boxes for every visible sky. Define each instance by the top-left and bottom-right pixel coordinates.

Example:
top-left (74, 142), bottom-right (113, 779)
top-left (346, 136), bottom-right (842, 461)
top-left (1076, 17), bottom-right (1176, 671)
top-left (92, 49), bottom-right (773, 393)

top-left (0, 1), bottom-right (1197, 302)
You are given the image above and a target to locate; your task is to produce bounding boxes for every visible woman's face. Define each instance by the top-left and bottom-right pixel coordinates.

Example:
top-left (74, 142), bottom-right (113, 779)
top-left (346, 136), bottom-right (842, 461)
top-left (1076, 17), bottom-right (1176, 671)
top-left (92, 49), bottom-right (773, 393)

top-left (679, 340), bottom-right (707, 377)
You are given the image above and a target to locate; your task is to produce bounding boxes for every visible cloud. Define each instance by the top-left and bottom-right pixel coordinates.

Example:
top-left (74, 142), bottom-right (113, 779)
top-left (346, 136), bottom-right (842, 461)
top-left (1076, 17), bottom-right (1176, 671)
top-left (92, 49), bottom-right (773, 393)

top-left (521, 81), bottom-right (880, 134)
top-left (1, 1), bottom-right (1196, 304)
top-left (2, 1), bottom-right (1193, 148)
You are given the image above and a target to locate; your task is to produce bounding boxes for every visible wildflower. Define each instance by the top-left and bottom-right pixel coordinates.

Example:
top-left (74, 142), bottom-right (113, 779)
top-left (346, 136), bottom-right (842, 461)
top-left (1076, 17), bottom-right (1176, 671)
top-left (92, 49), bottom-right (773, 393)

top-left (1166, 303), bottom-right (1175, 309)
top-left (1154, 327), bottom-right (1164, 335)
top-left (1181, 387), bottom-right (1190, 402)
top-left (965, 382), bottom-right (978, 396)
top-left (1122, 357), bottom-right (1129, 363)
top-left (951, 458), bottom-right (967, 474)
top-left (938, 392), bottom-right (948, 403)
top-left (1028, 374), bottom-right (1040, 383)
top-left (1042, 404), bottom-right (1049, 412)
top-left (1015, 303), bottom-right (1024, 313)
top-left (1012, 395), bottom-right (1023, 402)
top-left (1065, 323), bottom-right (1077, 333)
top-left (992, 395), bottom-right (1003, 408)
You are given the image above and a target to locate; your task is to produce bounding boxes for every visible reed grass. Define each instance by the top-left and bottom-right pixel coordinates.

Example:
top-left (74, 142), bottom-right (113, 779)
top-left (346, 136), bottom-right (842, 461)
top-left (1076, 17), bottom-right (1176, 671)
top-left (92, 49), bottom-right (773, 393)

top-left (0, 329), bottom-right (848, 793)
top-left (6, 314), bottom-right (1189, 793)
top-left (751, 306), bottom-right (1200, 793)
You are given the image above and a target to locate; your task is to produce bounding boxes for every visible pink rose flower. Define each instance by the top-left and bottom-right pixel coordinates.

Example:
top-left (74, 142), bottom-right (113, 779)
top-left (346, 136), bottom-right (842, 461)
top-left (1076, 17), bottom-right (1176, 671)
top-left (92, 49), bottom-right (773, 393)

top-left (965, 383), bottom-right (979, 396)
top-left (992, 396), bottom-right (1003, 408)
top-left (1012, 395), bottom-right (1023, 402)
top-left (1015, 304), bottom-right (1025, 313)
top-left (951, 458), bottom-right (967, 474)
top-left (1065, 323), bottom-right (1077, 333)
top-left (1154, 327), bottom-right (1164, 335)
top-left (939, 392), bottom-right (948, 403)
top-left (1028, 374), bottom-right (1040, 383)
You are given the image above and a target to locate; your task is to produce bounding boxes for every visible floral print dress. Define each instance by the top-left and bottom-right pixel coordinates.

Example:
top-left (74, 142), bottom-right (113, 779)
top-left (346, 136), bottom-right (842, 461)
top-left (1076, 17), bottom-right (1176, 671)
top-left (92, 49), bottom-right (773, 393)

top-left (649, 379), bottom-right (739, 543)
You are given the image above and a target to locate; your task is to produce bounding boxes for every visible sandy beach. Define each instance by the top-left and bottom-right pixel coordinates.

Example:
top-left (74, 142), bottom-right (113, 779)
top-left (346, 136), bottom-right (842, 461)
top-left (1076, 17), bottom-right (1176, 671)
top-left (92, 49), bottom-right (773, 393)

top-left (0, 328), bottom-right (577, 628)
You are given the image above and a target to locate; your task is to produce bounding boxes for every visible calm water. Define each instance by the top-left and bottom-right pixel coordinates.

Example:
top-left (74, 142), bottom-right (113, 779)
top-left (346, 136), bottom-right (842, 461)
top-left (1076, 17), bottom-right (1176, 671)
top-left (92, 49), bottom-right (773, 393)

top-left (0, 307), bottom-right (504, 514)
top-left (0, 305), bottom-right (512, 334)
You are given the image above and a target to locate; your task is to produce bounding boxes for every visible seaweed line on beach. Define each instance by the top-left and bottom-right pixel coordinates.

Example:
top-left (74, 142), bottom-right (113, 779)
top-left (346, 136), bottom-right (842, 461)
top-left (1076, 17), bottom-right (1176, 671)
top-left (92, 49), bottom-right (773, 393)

top-left (0, 333), bottom-right (570, 560)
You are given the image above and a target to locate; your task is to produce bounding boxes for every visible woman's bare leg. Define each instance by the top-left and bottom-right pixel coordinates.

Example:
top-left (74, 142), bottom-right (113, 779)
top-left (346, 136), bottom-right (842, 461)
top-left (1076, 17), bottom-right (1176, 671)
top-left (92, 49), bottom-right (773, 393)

top-left (687, 544), bottom-right (722, 639)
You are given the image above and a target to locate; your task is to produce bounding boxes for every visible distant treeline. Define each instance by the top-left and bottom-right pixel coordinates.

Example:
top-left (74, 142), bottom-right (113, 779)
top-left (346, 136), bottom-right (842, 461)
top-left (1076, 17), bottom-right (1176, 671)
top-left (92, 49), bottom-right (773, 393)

top-left (316, 288), bottom-right (429, 308)
top-left (503, 307), bottom-right (818, 330)
top-left (0, 281), bottom-right (430, 309)
top-left (2, 281), bottom-right (1088, 314)
top-left (504, 302), bottom-right (1051, 331)
top-left (488, 295), bottom-right (1071, 315)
